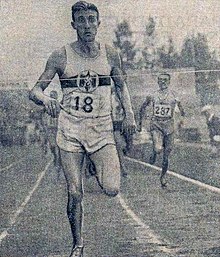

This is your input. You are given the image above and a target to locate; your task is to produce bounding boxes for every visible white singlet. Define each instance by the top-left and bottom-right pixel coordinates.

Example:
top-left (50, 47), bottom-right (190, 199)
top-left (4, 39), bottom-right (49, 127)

top-left (56, 44), bottom-right (116, 153)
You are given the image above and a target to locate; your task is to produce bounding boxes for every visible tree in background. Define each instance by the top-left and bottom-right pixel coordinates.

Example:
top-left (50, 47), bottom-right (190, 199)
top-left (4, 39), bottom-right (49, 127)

top-left (180, 33), bottom-right (220, 105)
top-left (157, 37), bottom-right (180, 69)
top-left (141, 17), bottom-right (158, 69)
top-left (113, 19), bottom-right (220, 106)
top-left (113, 20), bottom-right (137, 69)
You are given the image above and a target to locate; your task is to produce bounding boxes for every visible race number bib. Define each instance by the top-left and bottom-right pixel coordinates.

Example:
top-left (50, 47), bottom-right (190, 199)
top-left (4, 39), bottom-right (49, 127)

top-left (64, 91), bottom-right (101, 117)
top-left (154, 104), bottom-right (172, 118)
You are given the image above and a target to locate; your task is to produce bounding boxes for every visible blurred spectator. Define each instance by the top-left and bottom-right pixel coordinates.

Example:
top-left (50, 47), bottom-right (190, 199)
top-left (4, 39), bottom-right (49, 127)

top-left (30, 108), bottom-right (48, 152)
top-left (43, 90), bottom-right (62, 174)
top-left (112, 92), bottom-right (129, 177)
top-left (26, 118), bottom-right (37, 144)
top-left (201, 105), bottom-right (220, 156)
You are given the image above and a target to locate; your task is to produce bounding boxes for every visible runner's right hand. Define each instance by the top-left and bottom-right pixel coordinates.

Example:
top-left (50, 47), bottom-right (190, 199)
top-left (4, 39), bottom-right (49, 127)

top-left (42, 96), bottom-right (60, 118)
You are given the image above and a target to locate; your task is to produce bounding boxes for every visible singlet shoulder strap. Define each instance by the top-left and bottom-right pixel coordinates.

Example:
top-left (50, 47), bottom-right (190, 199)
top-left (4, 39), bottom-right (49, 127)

top-left (64, 43), bottom-right (75, 61)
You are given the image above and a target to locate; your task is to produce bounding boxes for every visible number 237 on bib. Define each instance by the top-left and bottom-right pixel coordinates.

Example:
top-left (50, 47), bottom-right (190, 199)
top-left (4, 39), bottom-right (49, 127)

top-left (154, 104), bottom-right (172, 118)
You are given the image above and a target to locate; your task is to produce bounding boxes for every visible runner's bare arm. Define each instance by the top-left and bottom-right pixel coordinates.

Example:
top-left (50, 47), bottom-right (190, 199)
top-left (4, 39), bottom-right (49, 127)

top-left (30, 47), bottom-right (66, 117)
top-left (176, 100), bottom-right (185, 117)
top-left (106, 45), bottom-right (136, 135)
top-left (138, 96), bottom-right (152, 132)
top-left (176, 100), bottom-right (185, 127)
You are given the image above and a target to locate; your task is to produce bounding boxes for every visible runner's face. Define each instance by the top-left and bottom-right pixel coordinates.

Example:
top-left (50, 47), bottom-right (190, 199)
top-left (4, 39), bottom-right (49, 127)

top-left (72, 10), bottom-right (100, 43)
top-left (158, 75), bottom-right (170, 90)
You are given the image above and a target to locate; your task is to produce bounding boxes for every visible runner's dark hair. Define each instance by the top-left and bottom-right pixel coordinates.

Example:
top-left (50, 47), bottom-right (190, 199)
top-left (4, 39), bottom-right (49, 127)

top-left (158, 73), bottom-right (170, 80)
top-left (72, 1), bottom-right (99, 21)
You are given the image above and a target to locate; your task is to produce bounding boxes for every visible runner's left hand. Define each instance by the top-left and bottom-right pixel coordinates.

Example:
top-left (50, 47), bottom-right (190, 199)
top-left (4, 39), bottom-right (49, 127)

top-left (121, 115), bottom-right (136, 135)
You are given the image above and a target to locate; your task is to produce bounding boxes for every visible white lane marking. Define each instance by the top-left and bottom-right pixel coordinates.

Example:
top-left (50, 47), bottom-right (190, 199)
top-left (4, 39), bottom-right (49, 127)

top-left (0, 157), bottom-right (26, 172)
top-left (0, 160), bottom-right (52, 245)
top-left (117, 194), bottom-right (177, 254)
top-left (125, 156), bottom-right (220, 194)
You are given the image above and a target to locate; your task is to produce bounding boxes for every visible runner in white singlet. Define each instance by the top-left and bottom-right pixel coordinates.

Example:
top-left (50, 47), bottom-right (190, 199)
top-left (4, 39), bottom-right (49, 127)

top-left (139, 73), bottom-right (185, 187)
top-left (30, 2), bottom-right (136, 256)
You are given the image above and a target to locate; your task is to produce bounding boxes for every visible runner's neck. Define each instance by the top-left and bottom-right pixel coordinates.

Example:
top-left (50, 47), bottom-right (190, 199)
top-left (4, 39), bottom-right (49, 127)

top-left (71, 40), bottom-right (101, 58)
top-left (159, 88), bottom-right (169, 95)
top-left (158, 88), bottom-right (169, 101)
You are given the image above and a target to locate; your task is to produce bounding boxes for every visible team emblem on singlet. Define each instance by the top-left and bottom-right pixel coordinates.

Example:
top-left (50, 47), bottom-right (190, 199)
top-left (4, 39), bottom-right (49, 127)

top-left (77, 70), bottom-right (99, 93)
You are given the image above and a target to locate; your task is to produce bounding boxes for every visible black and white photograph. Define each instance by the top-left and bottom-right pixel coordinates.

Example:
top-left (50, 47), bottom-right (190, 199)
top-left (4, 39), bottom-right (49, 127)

top-left (1, 1), bottom-right (220, 256)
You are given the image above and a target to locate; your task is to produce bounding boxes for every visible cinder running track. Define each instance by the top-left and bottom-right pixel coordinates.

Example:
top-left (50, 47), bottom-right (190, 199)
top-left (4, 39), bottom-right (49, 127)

top-left (1, 144), bottom-right (220, 257)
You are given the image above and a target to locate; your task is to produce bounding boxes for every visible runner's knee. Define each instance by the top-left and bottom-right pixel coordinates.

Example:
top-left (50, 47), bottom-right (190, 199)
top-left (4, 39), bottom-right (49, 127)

top-left (90, 144), bottom-right (121, 197)
top-left (155, 144), bottom-right (163, 154)
top-left (102, 163), bottom-right (120, 197)
top-left (103, 187), bottom-right (119, 197)
top-left (153, 137), bottom-right (163, 153)
top-left (100, 175), bottom-right (120, 197)
top-left (68, 186), bottom-right (83, 203)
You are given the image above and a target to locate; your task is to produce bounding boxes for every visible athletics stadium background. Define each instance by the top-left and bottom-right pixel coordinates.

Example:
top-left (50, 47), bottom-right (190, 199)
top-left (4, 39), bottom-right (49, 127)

top-left (0, 68), bottom-right (211, 146)
top-left (1, 1), bottom-right (220, 256)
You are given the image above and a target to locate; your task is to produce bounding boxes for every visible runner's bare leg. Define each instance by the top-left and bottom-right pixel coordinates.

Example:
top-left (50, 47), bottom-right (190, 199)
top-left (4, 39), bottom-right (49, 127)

top-left (90, 144), bottom-right (120, 197)
top-left (60, 150), bottom-right (84, 247)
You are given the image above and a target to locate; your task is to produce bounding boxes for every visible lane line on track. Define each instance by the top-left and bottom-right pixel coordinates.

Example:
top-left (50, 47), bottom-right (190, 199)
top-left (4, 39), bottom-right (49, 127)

top-left (125, 156), bottom-right (220, 194)
top-left (0, 160), bottom-right (52, 245)
top-left (117, 194), bottom-right (177, 254)
top-left (0, 157), bottom-right (27, 172)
